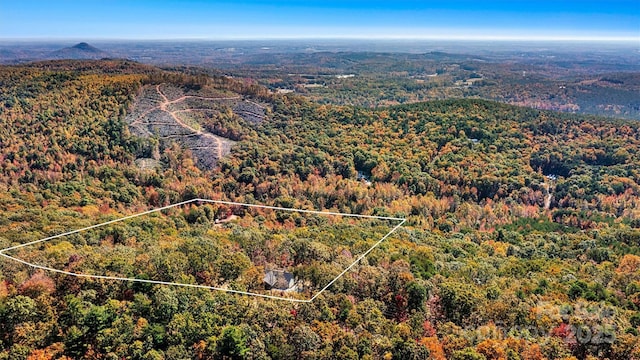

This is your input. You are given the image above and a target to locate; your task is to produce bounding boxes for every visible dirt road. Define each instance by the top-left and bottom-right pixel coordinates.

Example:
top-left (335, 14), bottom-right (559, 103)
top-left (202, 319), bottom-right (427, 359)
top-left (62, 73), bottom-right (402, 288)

top-left (155, 85), bottom-right (226, 159)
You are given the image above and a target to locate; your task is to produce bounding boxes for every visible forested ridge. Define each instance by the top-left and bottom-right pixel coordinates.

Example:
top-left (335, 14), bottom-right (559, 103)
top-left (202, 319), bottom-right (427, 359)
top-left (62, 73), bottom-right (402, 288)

top-left (1, 60), bottom-right (640, 359)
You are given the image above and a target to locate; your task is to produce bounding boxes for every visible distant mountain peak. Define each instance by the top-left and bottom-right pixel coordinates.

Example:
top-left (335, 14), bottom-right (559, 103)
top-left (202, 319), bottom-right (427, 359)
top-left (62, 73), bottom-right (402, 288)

top-left (71, 42), bottom-right (99, 51)
top-left (48, 42), bottom-right (110, 60)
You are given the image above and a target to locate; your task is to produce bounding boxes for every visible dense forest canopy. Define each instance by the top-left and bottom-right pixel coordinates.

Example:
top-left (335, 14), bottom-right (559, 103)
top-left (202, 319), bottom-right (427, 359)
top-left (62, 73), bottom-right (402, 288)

top-left (1, 60), bottom-right (640, 359)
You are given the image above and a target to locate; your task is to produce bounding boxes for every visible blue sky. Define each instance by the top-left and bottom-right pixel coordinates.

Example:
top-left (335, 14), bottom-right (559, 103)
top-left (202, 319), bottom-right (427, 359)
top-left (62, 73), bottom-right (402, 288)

top-left (1, 0), bottom-right (638, 40)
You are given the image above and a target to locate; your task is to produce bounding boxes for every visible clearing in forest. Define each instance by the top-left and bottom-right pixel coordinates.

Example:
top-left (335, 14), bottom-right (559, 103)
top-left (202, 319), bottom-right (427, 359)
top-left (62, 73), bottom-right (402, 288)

top-left (0, 199), bottom-right (405, 302)
top-left (126, 84), bottom-right (266, 169)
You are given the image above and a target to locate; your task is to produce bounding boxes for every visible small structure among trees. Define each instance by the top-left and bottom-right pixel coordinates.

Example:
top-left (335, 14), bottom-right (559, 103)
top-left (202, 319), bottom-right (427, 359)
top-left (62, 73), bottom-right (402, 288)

top-left (263, 269), bottom-right (296, 291)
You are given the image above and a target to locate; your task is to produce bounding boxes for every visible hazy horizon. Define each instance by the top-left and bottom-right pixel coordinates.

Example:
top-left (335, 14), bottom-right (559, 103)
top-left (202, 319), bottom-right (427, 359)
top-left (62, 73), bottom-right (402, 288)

top-left (1, 37), bottom-right (639, 42)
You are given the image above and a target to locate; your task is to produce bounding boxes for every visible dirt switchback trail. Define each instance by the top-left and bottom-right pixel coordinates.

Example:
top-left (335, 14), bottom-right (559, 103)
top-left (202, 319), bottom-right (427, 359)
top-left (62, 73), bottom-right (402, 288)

top-left (127, 83), bottom-right (265, 169)
top-left (155, 85), bottom-right (225, 159)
